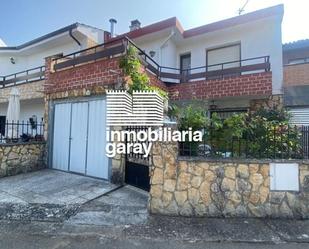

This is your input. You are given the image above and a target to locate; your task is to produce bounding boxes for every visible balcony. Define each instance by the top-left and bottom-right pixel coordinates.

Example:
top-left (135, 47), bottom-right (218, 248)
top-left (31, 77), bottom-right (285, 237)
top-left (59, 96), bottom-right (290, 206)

top-left (48, 37), bottom-right (272, 99)
top-left (0, 66), bottom-right (45, 88)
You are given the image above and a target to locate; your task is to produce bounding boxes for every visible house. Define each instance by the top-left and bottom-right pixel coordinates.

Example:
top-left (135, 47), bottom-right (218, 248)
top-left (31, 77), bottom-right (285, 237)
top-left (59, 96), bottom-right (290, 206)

top-left (42, 4), bottom-right (284, 183)
top-left (119, 5), bottom-right (283, 116)
top-left (283, 39), bottom-right (309, 125)
top-left (0, 23), bottom-right (105, 137)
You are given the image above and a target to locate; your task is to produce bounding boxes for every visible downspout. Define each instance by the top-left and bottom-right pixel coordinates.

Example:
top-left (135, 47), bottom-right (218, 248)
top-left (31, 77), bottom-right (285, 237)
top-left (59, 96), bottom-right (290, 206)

top-left (159, 30), bottom-right (175, 65)
top-left (69, 29), bottom-right (82, 48)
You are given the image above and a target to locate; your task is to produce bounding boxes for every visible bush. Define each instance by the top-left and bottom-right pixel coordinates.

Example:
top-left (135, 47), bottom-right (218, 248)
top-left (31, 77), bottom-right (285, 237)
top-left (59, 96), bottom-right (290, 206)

top-left (176, 105), bottom-right (302, 159)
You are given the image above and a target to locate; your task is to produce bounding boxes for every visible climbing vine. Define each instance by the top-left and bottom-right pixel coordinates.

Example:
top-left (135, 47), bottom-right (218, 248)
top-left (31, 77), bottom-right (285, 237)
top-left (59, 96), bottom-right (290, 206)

top-left (119, 45), bottom-right (168, 98)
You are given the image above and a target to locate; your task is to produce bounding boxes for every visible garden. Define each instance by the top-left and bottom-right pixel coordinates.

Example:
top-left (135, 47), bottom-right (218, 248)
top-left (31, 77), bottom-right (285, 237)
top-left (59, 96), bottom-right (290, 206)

top-left (169, 104), bottom-right (307, 159)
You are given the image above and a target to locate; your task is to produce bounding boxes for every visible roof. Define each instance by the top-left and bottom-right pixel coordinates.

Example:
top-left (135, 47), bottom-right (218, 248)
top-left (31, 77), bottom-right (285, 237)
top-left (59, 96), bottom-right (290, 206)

top-left (113, 4), bottom-right (283, 41)
top-left (0, 23), bottom-right (103, 51)
top-left (283, 39), bottom-right (309, 51)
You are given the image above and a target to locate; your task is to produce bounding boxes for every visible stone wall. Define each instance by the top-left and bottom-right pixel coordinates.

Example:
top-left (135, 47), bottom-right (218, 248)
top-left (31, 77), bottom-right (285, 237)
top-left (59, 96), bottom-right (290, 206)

top-left (0, 142), bottom-right (46, 178)
top-left (149, 142), bottom-right (309, 218)
top-left (0, 80), bottom-right (44, 104)
top-left (249, 94), bottom-right (283, 111)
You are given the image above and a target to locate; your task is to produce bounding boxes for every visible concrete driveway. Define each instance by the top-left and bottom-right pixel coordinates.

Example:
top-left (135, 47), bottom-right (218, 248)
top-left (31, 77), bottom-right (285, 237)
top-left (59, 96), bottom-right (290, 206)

top-left (0, 169), bottom-right (118, 205)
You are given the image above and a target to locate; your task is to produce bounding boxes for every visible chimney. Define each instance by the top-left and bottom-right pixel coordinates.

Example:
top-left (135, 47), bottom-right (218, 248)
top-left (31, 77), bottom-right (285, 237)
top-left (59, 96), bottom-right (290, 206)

top-left (130, 19), bottom-right (141, 31)
top-left (109, 18), bottom-right (117, 37)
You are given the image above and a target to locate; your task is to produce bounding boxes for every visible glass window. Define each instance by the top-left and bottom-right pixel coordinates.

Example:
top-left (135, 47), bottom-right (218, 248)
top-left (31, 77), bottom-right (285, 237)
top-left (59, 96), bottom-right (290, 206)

top-left (288, 58), bottom-right (309, 65)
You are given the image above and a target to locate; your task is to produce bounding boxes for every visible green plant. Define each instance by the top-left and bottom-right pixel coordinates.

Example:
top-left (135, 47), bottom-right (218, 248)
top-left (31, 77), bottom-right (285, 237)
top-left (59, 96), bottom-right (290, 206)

top-left (205, 107), bottom-right (302, 159)
top-left (178, 105), bottom-right (208, 131)
top-left (119, 45), bottom-right (167, 98)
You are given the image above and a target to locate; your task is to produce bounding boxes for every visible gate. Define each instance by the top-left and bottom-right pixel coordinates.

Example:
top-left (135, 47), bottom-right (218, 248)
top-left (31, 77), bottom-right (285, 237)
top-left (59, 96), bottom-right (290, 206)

top-left (301, 126), bottom-right (309, 159)
top-left (125, 127), bottom-right (150, 191)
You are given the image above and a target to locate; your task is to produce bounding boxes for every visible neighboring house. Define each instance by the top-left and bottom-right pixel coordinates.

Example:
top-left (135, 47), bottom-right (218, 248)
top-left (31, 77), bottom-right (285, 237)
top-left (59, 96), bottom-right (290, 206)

top-left (42, 5), bottom-right (284, 182)
top-left (283, 39), bottom-right (309, 125)
top-left (0, 23), bottom-right (104, 136)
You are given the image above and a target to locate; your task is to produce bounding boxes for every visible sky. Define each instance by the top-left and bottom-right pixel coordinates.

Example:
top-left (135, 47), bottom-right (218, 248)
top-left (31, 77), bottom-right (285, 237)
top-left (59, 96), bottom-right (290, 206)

top-left (0, 0), bottom-right (308, 46)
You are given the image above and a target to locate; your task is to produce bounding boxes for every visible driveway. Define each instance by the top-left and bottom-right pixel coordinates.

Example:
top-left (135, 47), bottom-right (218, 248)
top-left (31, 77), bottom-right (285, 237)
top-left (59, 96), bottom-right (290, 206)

top-left (67, 185), bottom-right (148, 226)
top-left (0, 169), bottom-right (118, 221)
top-left (0, 169), bottom-right (117, 205)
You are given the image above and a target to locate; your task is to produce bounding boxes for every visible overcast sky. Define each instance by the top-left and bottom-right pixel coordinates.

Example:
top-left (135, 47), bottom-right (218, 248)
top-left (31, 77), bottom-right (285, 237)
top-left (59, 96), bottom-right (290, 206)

top-left (0, 0), bottom-right (308, 45)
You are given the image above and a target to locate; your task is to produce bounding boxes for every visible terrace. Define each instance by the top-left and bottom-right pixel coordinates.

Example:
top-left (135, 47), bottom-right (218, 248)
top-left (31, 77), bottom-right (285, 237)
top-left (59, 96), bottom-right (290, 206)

top-left (44, 36), bottom-right (273, 99)
top-left (0, 37), bottom-right (273, 101)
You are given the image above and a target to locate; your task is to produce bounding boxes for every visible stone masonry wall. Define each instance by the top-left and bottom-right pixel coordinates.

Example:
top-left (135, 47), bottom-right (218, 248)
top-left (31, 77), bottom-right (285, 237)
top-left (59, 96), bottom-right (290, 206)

top-left (0, 142), bottom-right (46, 178)
top-left (0, 80), bottom-right (44, 104)
top-left (149, 142), bottom-right (309, 218)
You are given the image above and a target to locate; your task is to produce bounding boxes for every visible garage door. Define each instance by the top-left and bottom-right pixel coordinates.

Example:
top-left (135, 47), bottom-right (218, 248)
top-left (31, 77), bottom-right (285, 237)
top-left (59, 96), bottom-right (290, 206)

top-left (52, 99), bottom-right (109, 179)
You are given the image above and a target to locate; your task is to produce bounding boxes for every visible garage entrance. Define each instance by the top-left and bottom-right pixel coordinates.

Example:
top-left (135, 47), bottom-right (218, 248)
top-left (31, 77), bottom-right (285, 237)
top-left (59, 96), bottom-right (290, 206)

top-left (51, 99), bottom-right (109, 179)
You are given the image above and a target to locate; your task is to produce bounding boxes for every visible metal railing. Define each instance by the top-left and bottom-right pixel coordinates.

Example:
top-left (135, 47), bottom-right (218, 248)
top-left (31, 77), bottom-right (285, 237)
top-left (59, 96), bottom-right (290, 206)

top-left (0, 121), bottom-right (44, 144)
top-left (53, 36), bottom-right (271, 83)
top-left (179, 125), bottom-right (309, 160)
top-left (0, 66), bottom-right (45, 88)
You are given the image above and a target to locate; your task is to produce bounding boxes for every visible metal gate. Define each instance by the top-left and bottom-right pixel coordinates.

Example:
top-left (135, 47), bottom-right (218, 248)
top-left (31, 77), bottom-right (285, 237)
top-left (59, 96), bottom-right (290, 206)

top-left (125, 127), bottom-right (150, 191)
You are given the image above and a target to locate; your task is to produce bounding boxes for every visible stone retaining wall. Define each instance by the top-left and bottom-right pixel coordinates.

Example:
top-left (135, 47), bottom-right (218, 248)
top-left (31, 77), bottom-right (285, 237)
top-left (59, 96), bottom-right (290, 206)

top-left (0, 142), bottom-right (46, 178)
top-left (149, 142), bottom-right (309, 218)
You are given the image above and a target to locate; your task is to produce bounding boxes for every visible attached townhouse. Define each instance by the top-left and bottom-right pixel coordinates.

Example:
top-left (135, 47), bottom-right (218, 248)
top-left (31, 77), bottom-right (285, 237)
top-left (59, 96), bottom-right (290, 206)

top-left (283, 39), bottom-right (309, 125)
top-left (0, 23), bottom-right (104, 137)
top-left (0, 4), bottom-right (284, 183)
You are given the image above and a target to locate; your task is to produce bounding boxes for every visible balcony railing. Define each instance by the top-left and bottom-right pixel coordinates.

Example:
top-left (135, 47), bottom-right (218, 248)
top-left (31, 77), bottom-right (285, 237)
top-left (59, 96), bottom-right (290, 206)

top-left (0, 66), bottom-right (45, 88)
top-left (53, 36), bottom-right (271, 83)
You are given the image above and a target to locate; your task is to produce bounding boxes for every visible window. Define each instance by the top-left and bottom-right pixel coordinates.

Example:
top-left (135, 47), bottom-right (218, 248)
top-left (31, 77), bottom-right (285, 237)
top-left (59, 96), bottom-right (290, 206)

top-left (206, 44), bottom-right (241, 79)
top-left (180, 53), bottom-right (191, 82)
top-left (288, 57), bottom-right (309, 65)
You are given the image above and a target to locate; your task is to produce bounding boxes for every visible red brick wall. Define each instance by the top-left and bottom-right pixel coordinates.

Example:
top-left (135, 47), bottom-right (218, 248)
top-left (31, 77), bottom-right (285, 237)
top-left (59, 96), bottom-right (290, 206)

top-left (45, 57), bottom-right (123, 93)
top-left (147, 71), bottom-right (168, 91)
top-left (284, 63), bottom-right (309, 87)
top-left (45, 56), bottom-right (272, 101)
top-left (167, 72), bottom-right (272, 101)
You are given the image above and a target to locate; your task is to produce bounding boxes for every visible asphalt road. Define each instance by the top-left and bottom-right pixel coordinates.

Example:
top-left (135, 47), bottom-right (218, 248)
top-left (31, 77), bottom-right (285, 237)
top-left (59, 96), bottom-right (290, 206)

top-left (1, 233), bottom-right (308, 249)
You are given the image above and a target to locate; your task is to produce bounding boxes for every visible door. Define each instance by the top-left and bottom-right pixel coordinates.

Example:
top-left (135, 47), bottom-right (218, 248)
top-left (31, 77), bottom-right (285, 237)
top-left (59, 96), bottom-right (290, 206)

top-left (86, 100), bottom-right (109, 179)
top-left (52, 103), bottom-right (71, 171)
top-left (0, 116), bottom-right (6, 137)
top-left (69, 102), bottom-right (88, 174)
top-left (180, 53), bottom-right (191, 82)
top-left (52, 99), bottom-right (109, 179)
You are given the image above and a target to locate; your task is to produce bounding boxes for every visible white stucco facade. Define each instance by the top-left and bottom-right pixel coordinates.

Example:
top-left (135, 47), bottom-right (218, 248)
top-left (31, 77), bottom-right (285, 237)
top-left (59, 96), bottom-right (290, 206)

top-left (134, 15), bottom-right (283, 95)
top-left (0, 25), bottom-right (104, 76)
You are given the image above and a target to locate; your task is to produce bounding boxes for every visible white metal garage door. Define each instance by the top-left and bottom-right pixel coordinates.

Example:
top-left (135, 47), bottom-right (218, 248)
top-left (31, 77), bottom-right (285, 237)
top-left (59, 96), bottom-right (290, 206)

top-left (52, 99), bottom-right (109, 179)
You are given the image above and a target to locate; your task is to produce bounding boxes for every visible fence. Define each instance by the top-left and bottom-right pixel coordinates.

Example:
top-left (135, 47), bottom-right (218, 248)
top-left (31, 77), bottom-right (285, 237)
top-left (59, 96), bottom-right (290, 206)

top-left (179, 125), bottom-right (309, 160)
top-left (0, 121), bottom-right (44, 144)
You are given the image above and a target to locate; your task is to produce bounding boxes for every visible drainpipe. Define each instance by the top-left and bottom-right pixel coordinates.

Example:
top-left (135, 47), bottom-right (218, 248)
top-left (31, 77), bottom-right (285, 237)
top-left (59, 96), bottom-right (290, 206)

top-left (69, 29), bottom-right (82, 48)
top-left (159, 30), bottom-right (175, 65)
